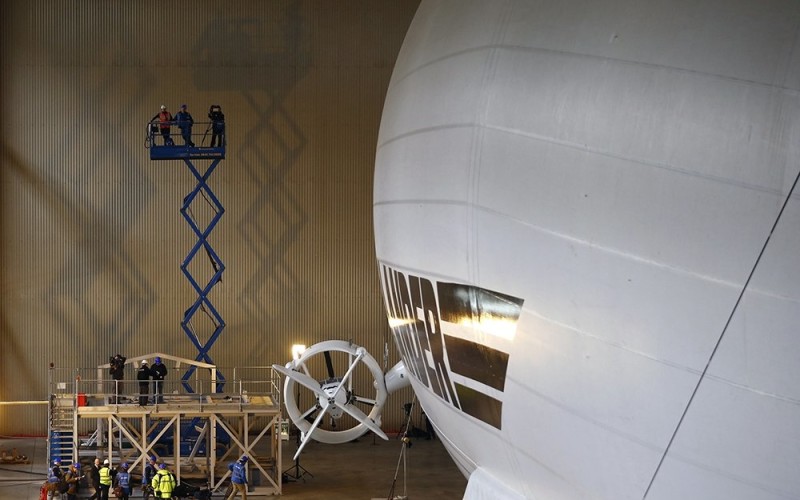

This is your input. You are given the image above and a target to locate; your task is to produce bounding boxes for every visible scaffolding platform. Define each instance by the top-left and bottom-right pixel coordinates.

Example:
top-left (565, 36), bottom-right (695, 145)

top-left (48, 354), bottom-right (284, 496)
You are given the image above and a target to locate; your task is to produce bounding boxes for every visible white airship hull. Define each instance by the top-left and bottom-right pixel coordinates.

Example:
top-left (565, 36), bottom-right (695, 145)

top-left (374, 1), bottom-right (800, 499)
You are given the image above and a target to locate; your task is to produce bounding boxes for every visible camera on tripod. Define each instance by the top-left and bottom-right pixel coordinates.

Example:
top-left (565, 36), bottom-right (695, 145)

top-left (109, 354), bottom-right (126, 380)
top-left (205, 105), bottom-right (225, 147)
top-left (208, 105), bottom-right (223, 122)
top-left (109, 354), bottom-right (126, 369)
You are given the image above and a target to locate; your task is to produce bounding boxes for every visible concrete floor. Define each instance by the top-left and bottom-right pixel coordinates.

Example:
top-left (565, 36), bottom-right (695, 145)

top-left (0, 434), bottom-right (466, 499)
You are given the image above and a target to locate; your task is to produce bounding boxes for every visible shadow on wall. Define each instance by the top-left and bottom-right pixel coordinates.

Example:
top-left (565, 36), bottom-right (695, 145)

top-left (190, 3), bottom-right (311, 341)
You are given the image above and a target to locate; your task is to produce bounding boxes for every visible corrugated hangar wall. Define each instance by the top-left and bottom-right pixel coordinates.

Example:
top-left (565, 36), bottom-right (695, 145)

top-left (0, 0), bottom-right (420, 435)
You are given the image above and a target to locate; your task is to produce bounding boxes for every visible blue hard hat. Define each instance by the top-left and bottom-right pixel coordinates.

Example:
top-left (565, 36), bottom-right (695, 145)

top-left (155, 357), bottom-right (162, 363)
top-left (159, 463), bottom-right (167, 469)
top-left (149, 455), bottom-right (157, 462)
top-left (122, 462), bottom-right (128, 469)
top-left (53, 458), bottom-right (61, 465)
top-left (72, 462), bottom-right (81, 468)
top-left (240, 455), bottom-right (249, 462)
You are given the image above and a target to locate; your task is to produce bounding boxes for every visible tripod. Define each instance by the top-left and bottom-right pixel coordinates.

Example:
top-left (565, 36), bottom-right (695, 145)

top-left (201, 122), bottom-right (212, 146)
top-left (387, 398), bottom-right (416, 500)
top-left (282, 423), bottom-right (313, 482)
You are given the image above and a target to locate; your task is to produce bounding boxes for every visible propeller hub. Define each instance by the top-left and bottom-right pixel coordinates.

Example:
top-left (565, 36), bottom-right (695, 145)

top-left (321, 379), bottom-right (347, 419)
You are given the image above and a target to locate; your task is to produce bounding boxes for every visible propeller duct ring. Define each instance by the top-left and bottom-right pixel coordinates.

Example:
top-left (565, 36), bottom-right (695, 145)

top-left (283, 340), bottom-right (388, 444)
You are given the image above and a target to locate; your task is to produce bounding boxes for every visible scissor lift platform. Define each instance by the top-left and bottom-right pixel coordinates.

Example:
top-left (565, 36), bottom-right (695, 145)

top-left (150, 145), bottom-right (225, 161)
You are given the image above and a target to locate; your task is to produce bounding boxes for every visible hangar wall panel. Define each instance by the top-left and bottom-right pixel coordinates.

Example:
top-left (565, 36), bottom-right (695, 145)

top-left (0, 0), bottom-right (419, 434)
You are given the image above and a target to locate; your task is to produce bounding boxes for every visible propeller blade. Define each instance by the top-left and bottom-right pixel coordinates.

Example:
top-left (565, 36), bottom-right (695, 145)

top-left (340, 402), bottom-right (388, 440)
top-left (324, 350), bottom-right (335, 379)
top-left (294, 406), bottom-right (328, 460)
top-left (327, 348), bottom-right (364, 401)
top-left (299, 404), bottom-right (318, 421)
top-left (271, 364), bottom-right (327, 400)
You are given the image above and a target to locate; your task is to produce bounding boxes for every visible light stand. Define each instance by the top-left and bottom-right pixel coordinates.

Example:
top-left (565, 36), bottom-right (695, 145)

top-left (387, 399), bottom-right (416, 500)
top-left (282, 424), bottom-right (313, 482)
top-left (283, 344), bottom-right (313, 483)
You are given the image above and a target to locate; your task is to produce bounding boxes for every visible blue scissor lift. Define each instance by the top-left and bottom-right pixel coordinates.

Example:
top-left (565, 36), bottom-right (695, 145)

top-left (147, 123), bottom-right (227, 392)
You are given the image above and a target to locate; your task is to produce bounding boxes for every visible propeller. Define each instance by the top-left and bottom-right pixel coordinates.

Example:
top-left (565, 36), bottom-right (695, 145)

top-left (273, 340), bottom-right (390, 459)
top-left (324, 350), bottom-right (335, 379)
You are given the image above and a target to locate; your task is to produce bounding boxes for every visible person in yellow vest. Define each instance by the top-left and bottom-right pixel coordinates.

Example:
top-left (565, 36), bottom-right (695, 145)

top-left (151, 463), bottom-right (176, 499)
top-left (98, 459), bottom-right (113, 500)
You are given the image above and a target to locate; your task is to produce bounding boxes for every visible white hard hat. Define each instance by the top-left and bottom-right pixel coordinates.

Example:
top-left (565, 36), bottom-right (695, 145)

top-left (160, 104), bottom-right (166, 110)
top-left (141, 360), bottom-right (147, 364)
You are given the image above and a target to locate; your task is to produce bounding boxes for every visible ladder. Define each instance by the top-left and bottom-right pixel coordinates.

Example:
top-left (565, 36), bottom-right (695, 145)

top-left (48, 394), bottom-right (75, 463)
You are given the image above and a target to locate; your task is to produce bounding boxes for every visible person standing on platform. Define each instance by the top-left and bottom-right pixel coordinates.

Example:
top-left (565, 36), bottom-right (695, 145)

top-left (137, 360), bottom-right (152, 406)
top-left (226, 455), bottom-right (248, 500)
top-left (150, 105), bottom-right (174, 146)
top-left (88, 458), bottom-right (101, 500)
top-left (175, 104), bottom-right (195, 147)
top-left (209, 104), bottom-right (225, 147)
top-left (109, 354), bottom-right (126, 404)
top-left (152, 357), bottom-right (167, 404)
